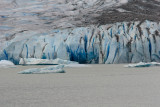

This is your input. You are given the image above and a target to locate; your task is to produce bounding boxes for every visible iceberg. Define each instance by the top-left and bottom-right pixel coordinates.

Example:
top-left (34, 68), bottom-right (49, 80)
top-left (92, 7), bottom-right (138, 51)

top-left (18, 65), bottom-right (65, 74)
top-left (124, 62), bottom-right (160, 68)
top-left (19, 58), bottom-right (78, 65)
top-left (64, 64), bottom-right (90, 68)
top-left (0, 60), bottom-right (16, 68)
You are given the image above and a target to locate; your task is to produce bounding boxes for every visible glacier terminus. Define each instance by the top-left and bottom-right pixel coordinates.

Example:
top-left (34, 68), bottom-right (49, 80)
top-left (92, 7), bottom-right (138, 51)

top-left (0, 20), bottom-right (160, 64)
top-left (0, 0), bottom-right (160, 64)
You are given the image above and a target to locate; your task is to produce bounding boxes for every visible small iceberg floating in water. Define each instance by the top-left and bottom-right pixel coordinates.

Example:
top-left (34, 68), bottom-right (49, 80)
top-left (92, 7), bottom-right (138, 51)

top-left (18, 58), bottom-right (90, 74)
top-left (18, 65), bottom-right (65, 74)
top-left (19, 58), bottom-right (78, 65)
top-left (0, 60), bottom-right (16, 68)
top-left (124, 62), bottom-right (160, 68)
top-left (64, 64), bottom-right (90, 68)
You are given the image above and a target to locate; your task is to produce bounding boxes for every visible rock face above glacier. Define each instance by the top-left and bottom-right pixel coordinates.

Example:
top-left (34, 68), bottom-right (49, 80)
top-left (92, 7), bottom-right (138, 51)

top-left (1, 0), bottom-right (160, 32)
top-left (0, 20), bottom-right (160, 64)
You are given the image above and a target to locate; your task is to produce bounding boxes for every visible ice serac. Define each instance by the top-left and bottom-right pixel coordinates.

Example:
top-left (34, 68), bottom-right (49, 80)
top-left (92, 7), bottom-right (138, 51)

top-left (0, 20), bottom-right (160, 64)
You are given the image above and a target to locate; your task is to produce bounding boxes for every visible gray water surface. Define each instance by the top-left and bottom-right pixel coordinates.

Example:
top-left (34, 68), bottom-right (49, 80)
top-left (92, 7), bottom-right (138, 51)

top-left (0, 64), bottom-right (160, 107)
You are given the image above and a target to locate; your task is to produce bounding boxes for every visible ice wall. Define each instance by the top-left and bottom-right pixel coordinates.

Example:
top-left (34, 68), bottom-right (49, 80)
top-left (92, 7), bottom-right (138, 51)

top-left (0, 20), bottom-right (160, 64)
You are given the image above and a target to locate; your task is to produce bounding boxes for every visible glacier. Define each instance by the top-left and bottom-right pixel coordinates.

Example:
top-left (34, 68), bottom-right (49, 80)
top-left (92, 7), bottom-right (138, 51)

top-left (1, 0), bottom-right (160, 64)
top-left (0, 20), bottom-right (160, 64)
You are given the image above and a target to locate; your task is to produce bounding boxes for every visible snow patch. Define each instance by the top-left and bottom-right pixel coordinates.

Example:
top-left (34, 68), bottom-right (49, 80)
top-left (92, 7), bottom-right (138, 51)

top-left (119, 0), bottom-right (128, 4)
top-left (116, 8), bottom-right (128, 12)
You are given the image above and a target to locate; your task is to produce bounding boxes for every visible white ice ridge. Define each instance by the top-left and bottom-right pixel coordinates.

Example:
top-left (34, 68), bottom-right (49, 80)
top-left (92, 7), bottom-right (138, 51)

top-left (18, 65), bottom-right (65, 74)
top-left (19, 58), bottom-right (78, 65)
top-left (124, 62), bottom-right (160, 68)
top-left (0, 60), bottom-right (16, 68)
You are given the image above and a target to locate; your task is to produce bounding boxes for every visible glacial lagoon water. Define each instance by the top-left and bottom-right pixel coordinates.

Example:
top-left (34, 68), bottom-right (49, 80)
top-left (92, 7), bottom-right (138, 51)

top-left (0, 64), bottom-right (160, 107)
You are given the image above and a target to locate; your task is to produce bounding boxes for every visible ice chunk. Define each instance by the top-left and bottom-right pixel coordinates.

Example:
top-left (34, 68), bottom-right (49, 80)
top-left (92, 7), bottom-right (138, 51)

top-left (19, 58), bottom-right (78, 65)
top-left (65, 64), bottom-right (90, 68)
top-left (124, 62), bottom-right (160, 68)
top-left (18, 65), bottom-right (65, 74)
top-left (19, 58), bottom-right (56, 65)
top-left (53, 58), bottom-right (78, 64)
top-left (0, 60), bottom-right (16, 68)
